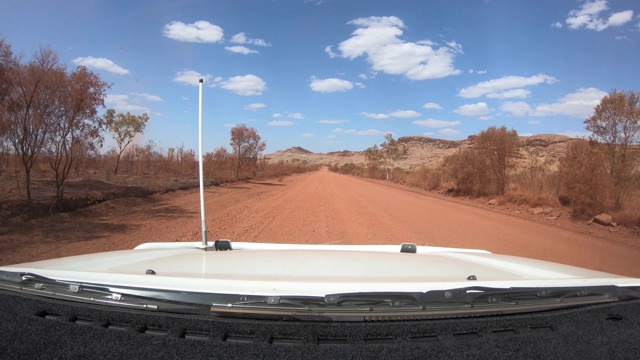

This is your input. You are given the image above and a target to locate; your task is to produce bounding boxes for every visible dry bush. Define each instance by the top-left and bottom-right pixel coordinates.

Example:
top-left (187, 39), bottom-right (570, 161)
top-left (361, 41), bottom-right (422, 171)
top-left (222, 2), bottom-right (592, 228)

top-left (500, 190), bottom-right (559, 207)
top-left (403, 166), bottom-right (442, 190)
top-left (441, 149), bottom-right (492, 197)
top-left (558, 139), bottom-right (613, 217)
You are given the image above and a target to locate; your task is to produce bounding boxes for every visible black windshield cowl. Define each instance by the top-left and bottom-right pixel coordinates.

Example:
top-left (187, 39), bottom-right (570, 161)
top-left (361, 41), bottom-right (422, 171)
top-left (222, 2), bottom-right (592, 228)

top-left (1, 271), bottom-right (639, 322)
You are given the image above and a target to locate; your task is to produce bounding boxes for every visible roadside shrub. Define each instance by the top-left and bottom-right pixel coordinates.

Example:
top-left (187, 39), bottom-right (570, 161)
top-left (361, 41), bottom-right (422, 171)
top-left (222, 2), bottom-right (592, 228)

top-left (558, 139), bottom-right (613, 216)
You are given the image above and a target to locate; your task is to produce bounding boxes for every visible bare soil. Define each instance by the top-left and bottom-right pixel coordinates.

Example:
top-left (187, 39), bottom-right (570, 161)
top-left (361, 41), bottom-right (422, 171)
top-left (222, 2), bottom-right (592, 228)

top-left (1, 168), bottom-right (639, 277)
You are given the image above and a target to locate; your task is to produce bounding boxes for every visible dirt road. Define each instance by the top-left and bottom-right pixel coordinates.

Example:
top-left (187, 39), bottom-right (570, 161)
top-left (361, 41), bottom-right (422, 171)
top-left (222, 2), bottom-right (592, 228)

top-left (1, 168), bottom-right (639, 277)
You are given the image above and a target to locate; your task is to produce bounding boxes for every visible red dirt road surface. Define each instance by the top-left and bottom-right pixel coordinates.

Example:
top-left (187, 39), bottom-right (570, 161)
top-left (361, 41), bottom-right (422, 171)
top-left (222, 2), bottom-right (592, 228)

top-left (1, 168), bottom-right (639, 277)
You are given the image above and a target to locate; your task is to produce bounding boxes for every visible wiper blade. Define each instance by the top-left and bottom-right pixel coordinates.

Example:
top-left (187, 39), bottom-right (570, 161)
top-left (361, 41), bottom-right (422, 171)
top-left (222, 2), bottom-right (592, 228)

top-left (1, 270), bottom-right (639, 321)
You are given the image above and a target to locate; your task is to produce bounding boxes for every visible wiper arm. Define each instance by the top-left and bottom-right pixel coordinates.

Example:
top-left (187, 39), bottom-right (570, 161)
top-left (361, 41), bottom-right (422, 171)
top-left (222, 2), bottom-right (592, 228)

top-left (2, 271), bottom-right (639, 321)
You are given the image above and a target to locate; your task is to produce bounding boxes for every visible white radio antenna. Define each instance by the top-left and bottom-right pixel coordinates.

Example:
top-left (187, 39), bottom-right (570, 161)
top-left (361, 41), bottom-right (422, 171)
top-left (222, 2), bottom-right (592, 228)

top-left (197, 78), bottom-right (208, 248)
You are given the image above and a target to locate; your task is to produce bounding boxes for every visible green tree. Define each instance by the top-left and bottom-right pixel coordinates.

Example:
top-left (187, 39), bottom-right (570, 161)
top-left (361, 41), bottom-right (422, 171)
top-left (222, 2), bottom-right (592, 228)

top-left (363, 133), bottom-right (408, 179)
top-left (104, 109), bottom-right (149, 174)
top-left (380, 133), bottom-right (408, 179)
top-left (230, 124), bottom-right (266, 179)
top-left (476, 126), bottom-right (520, 195)
top-left (584, 89), bottom-right (640, 209)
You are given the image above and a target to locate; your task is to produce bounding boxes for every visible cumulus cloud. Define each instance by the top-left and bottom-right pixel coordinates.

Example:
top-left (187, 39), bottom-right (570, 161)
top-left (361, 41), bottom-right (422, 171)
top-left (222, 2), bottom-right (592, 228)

top-left (268, 120), bottom-right (294, 127)
top-left (244, 103), bottom-right (266, 111)
top-left (173, 70), bottom-right (212, 86)
top-left (412, 119), bottom-right (461, 128)
top-left (486, 89), bottom-right (531, 100)
top-left (301, 133), bottom-right (314, 138)
top-left (214, 74), bottom-right (267, 96)
top-left (225, 46), bottom-right (259, 55)
top-left (331, 16), bottom-right (461, 80)
top-left (72, 56), bottom-right (129, 75)
top-left (309, 77), bottom-right (354, 92)
top-left (362, 112), bottom-right (390, 120)
top-left (563, 0), bottom-right (634, 31)
top-left (318, 119), bottom-right (349, 124)
top-left (531, 87), bottom-right (606, 118)
top-left (333, 128), bottom-right (388, 136)
top-left (105, 94), bottom-right (149, 114)
top-left (230, 32), bottom-right (271, 47)
top-left (458, 74), bottom-right (556, 99)
top-left (422, 102), bottom-right (443, 110)
top-left (500, 101), bottom-right (532, 117)
top-left (162, 20), bottom-right (224, 43)
top-left (388, 109), bottom-right (421, 118)
top-left (454, 102), bottom-right (489, 116)
top-left (131, 92), bottom-right (163, 102)
top-left (287, 112), bottom-right (305, 119)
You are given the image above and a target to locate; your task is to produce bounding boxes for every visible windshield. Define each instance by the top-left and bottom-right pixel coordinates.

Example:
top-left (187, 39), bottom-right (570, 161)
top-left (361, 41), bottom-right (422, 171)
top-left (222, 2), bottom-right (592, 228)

top-left (0, 0), bottom-right (639, 305)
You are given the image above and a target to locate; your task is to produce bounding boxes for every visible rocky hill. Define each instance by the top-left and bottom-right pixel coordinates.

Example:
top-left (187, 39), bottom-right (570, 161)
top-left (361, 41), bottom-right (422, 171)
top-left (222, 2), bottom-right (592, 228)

top-left (266, 134), bottom-right (575, 170)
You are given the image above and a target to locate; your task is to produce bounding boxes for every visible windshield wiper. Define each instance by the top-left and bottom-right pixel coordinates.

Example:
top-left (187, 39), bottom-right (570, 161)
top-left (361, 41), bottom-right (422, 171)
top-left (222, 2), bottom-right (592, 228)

top-left (2, 271), bottom-right (639, 321)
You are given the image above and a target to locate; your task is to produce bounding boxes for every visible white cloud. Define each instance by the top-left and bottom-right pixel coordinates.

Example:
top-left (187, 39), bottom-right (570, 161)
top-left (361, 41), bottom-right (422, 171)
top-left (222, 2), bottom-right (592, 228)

top-left (531, 87), bottom-right (606, 118)
top-left (131, 92), bottom-right (163, 102)
top-left (288, 112), bottom-right (305, 119)
top-left (438, 128), bottom-right (459, 136)
top-left (412, 119), bottom-right (461, 128)
top-left (422, 102), bottom-right (443, 110)
top-left (72, 56), bottom-right (129, 75)
top-left (272, 113), bottom-right (283, 118)
top-left (162, 20), bottom-right (224, 43)
top-left (388, 109), bottom-right (421, 118)
top-left (362, 112), bottom-right (390, 119)
top-left (325, 45), bottom-right (338, 58)
top-left (309, 77), bottom-right (354, 92)
top-left (551, 21), bottom-right (563, 29)
top-left (230, 32), bottom-right (271, 46)
top-left (225, 46), bottom-right (259, 55)
top-left (332, 128), bottom-right (387, 136)
top-left (301, 133), bottom-right (314, 138)
top-left (529, 120), bottom-right (541, 125)
top-left (564, 0), bottom-right (634, 31)
top-left (216, 75), bottom-right (266, 96)
top-left (244, 103), bottom-right (266, 111)
top-left (358, 73), bottom-right (368, 80)
top-left (459, 74), bottom-right (556, 98)
top-left (318, 119), bottom-right (349, 124)
top-left (500, 101), bottom-right (532, 117)
top-left (486, 89), bottom-right (531, 99)
top-left (173, 70), bottom-right (212, 86)
top-left (454, 102), bottom-right (489, 116)
top-left (469, 69), bottom-right (488, 74)
top-left (268, 120), bottom-right (294, 127)
top-left (333, 16), bottom-right (461, 80)
top-left (422, 131), bottom-right (434, 136)
top-left (105, 94), bottom-right (149, 114)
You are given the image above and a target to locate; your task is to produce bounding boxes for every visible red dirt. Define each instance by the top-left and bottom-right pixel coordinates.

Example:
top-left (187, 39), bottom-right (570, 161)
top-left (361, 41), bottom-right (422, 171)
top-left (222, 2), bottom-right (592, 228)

top-left (1, 168), bottom-right (639, 277)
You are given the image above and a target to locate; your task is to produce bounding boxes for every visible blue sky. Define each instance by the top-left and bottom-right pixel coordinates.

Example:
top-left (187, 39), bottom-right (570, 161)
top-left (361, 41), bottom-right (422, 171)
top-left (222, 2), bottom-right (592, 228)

top-left (1, 0), bottom-right (639, 153)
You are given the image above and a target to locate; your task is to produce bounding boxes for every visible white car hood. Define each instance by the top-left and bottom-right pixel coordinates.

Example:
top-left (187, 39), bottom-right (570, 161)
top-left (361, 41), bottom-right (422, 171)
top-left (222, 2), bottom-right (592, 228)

top-left (2, 242), bottom-right (639, 296)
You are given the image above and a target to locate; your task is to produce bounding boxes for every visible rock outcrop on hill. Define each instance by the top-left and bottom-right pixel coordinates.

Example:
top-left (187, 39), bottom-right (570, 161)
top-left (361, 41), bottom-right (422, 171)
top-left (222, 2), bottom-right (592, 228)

top-left (266, 133), bottom-right (575, 170)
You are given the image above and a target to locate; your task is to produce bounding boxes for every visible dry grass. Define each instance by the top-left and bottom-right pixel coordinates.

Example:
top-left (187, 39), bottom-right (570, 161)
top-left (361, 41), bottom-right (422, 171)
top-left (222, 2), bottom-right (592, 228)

top-left (499, 190), bottom-right (560, 207)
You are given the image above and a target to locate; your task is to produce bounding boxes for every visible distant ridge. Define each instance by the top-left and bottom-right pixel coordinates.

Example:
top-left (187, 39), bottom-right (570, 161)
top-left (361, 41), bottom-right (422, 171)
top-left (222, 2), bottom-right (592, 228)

top-left (266, 133), bottom-right (575, 170)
